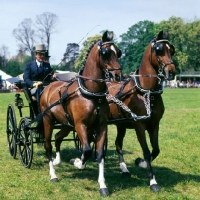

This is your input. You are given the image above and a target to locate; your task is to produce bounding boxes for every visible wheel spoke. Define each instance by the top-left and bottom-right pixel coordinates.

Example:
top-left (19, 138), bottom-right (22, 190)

top-left (6, 104), bottom-right (17, 158)
top-left (18, 117), bottom-right (33, 168)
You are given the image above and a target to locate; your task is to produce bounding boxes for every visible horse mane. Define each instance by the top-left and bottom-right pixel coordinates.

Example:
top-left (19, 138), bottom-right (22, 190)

top-left (83, 39), bottom-right (101, 67)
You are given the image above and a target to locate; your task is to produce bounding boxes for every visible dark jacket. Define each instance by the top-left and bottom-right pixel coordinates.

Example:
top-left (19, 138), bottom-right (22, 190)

top-left (24, 61), bottom-right (53, 88)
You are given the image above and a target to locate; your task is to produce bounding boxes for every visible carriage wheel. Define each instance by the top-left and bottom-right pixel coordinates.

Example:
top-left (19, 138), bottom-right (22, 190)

top-left (6, 104), bottom-right (17, 158)
top-left (73, 130), bottom-right (82, 153)
top-left (17, 117), bottom-right (33, 168)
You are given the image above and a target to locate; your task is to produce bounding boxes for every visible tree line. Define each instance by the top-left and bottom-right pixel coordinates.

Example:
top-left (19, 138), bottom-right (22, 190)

top-left (0, 14), bottom-right (200, 77)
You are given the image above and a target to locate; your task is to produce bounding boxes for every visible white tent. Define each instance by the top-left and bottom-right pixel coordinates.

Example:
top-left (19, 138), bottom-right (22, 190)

top-left (0, 70), bottom-right (12, 89)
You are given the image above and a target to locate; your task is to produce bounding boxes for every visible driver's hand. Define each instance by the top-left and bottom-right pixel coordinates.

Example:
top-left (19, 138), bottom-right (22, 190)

top-left (33, 81), bottom-right (43, 88)
top-left (53, 73), bottom-right (57, 78)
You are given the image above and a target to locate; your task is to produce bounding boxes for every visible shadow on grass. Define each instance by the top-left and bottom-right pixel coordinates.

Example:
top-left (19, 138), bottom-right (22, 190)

top-left (31, 146), bottom-right (200, 194)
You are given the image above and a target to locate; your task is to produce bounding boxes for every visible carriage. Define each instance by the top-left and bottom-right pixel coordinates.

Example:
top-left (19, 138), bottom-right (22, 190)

top-left (6, 76), bottom-right (109, 168)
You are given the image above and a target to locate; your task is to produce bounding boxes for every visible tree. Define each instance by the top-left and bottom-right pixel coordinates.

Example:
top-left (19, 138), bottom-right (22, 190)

top-left (0, 45), bottom-right (9, 70)
top-left (13, 18), bottom-right (35, 57)
top-left (119, 20), bottom-right (155, 74)
top-left (74, 34), bottom-right (102, 72)
top-left (4, 60), bottom-right (23, 77)
top-left (61, 43), bottom-right (79, 71)
top-left (35, 12), bottom-right (58, 51)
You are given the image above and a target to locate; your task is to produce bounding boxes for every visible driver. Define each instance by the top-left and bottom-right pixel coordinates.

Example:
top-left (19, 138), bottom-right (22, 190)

top-left (24, 44), bottom-right (55, 115)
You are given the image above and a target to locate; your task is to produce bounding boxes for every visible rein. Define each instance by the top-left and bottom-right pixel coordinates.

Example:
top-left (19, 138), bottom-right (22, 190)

top-left (76, 74), bottom-right (108, 83)
top-left (131, 69), bottom-right (163, 95)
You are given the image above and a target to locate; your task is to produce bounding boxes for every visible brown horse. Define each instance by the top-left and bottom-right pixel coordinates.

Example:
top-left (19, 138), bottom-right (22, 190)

top-left (107, 31), bottom-right (176, 192)
top-left (40, 31), bottom-right (122, 196)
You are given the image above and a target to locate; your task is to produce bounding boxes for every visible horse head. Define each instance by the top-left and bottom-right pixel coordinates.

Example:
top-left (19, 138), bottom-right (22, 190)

top-left (151, 30), bottom-right (176, 80)
top-left (97, 31), bottom-right (122, 81)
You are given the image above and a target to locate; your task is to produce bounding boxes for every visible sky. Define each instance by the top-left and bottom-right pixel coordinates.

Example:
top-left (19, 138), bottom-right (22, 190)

top-left (1, 0), bottom-right (200, 65)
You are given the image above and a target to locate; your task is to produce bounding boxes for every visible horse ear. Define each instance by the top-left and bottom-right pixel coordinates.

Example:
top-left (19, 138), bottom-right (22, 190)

top-left (156, 30), bottom-right (164, 40)
top-left (102, 31), bottom-right (108, 42)
top-left (102, 31), bottom-right (113, 42)
top-left (163, 31), bottom-right (169, 39)
top-left (109, 31), bottom-right (114, 41)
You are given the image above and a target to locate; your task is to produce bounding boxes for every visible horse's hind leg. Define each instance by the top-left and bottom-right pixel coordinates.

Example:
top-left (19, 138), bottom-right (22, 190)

top-left (53, 125), bottom-right (71, 165)
top-left (115, 125), bottom-right (130, 178)
top-left (43, 116), bottom-right (58, 182)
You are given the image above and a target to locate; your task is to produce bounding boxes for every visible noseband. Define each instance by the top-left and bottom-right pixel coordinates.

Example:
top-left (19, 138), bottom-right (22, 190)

top-left (151, 39), bottom-right (175, 79)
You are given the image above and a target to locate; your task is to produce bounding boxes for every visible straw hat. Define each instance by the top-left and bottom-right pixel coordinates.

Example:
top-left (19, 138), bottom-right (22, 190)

top-left (34, 44), bottom-right (47, 53)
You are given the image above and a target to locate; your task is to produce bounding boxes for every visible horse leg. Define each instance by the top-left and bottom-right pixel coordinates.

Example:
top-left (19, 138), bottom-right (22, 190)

top-left (70, 125), bottom-right (92, 170)
top-left (134, 126), bottom-right (160, 192)
top-left (43, 117), bottom-right (58, 182)
top-left (147, 124), bottom-right (160, 192)
top-left (115, 125), bottom-right (130, 178)
top-left (95, 126), bottom-right (109, 196)
top-left (53, 125), bottom-right (71, 166)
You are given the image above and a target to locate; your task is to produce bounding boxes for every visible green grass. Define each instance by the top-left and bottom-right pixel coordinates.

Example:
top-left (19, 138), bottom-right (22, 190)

top-left (0, 88), bottom-right (200, 199)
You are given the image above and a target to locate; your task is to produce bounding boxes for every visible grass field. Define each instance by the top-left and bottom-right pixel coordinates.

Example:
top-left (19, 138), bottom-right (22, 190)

top-left (0, 88), bottom-right (200, 200)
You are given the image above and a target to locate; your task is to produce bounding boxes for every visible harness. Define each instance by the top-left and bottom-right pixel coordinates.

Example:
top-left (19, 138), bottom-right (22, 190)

top-left (107, 78), bottom-right (151, 123)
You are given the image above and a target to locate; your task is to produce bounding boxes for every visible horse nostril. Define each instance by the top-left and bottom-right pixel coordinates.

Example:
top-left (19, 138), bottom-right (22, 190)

top-left (168, 70), bottom-right (175, 80)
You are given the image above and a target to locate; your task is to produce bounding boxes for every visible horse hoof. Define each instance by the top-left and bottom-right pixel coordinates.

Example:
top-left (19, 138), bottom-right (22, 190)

top-left (50, 178), bottom-right (59, 182)
top-left (99, 188), bottom-right (109, 196)
top-left (135, 158), bottom-right (147, 168)
top-left (70, 158), bottom-right (76, 165)
top-left (150, 184), bottom-right (160, 192)
top-left (135, 157), bottom-right (144, 166)
top-left (122, 172), bottom-right (131, 178)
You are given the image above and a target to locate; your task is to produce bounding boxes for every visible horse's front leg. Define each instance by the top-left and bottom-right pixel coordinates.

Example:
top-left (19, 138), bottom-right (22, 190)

top-left (43, 118), bottom-right (58, 182)
top-left (135, 126), bottom-right (160, 192)
top-left (70, 125), bottom-right (92, 169)
top-left (115, 125), bottom-right (130, 178)
top-left (53, 126), bottom-right (71, 166)
top-left (96, 126), bottom-right (109, 196)
top-left (147, 124), bottom-right (160, 191)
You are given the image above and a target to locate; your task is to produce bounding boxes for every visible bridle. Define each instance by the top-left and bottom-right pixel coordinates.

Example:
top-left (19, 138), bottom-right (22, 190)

top-left (98, 41), bottom-right (122, 80)
top-left (151, 39), bottom-right (175, 80)
top-left (132, 39), bottom-right (175, 94)
top-left (77, 41), bottom-right (122, 97)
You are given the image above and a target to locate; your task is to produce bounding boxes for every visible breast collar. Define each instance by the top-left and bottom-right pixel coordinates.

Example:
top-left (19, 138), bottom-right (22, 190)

top-left (133, 69), bottom-right (163, 95)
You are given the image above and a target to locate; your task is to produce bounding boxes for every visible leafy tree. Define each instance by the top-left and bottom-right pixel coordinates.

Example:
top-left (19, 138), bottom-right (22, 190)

top-left (4, 60), bottom-right (23, 77)
top-left (185, 20), bottom-right (200, 71)
top-left (61, 43), bottom-right (79, 71)
top-left (74, 34), bottom-right (102, 72)
top-left (119, 20), bottom-right (155, 74)
top-left (159, 16), bottom-right (185, 72)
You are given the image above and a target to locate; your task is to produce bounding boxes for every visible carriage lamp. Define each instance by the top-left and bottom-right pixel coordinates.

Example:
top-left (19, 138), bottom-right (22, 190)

top-left (15, 93), bottom-right (24, 108)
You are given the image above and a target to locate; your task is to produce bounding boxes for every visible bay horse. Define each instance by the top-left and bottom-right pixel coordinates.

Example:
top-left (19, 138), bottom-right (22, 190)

top-left (107, 30), bottom-right (176, 192)
top-left (40, 31), bottom-right (122, 196)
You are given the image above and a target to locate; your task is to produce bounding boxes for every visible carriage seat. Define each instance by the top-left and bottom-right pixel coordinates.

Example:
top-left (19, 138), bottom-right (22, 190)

top-left (55, 72), bottom-right (76, 82)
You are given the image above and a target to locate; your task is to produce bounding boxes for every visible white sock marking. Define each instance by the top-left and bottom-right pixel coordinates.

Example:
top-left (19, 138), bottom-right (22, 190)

top-left (120, 162), bottom-right (129, 173)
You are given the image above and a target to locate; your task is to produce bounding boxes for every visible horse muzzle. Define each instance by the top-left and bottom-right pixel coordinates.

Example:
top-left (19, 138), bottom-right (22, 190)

top-left (165, 69), bottom-right (176, 80)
